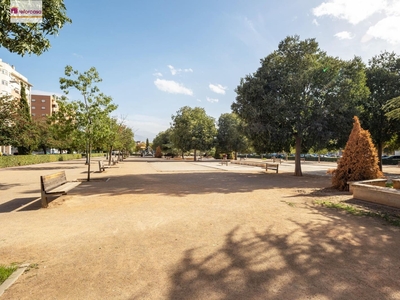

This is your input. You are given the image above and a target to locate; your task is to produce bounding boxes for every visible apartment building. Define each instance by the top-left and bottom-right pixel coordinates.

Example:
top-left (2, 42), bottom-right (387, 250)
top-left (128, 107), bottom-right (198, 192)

top-left (0, 58), bottom-right (33, 155)
top-left (0, 58), bottom-right (32, 100)
top-left (31, 94), bottom-right (59, 119)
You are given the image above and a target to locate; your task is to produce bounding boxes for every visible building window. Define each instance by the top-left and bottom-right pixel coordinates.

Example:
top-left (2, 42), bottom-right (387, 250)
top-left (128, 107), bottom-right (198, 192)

top-left (32, 106), bottom-right (36, 109)
top-left (42, 114), bottom-right (46, 116)
top-left (2, 69), bottom-right (7, 75)
top-left (41, 99), bottom-right (46, 102)
top-left (41, 107), bottom-right (45, 110)
top-left (1, 80), bottom-right (8, 86)
top-left (32, 99), bottom-right (36, 102)
top-left (32, 113), bottom-right (35, 116)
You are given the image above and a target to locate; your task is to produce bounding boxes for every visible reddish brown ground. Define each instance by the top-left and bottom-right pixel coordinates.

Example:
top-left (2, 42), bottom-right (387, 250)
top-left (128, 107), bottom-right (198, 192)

top-left (0, 158), bottom-right (399, 299)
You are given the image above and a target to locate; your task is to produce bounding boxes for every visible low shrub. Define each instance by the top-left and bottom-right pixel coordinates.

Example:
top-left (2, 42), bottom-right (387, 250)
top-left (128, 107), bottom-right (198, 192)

top-left (0, 154), bottom-right (82, 169)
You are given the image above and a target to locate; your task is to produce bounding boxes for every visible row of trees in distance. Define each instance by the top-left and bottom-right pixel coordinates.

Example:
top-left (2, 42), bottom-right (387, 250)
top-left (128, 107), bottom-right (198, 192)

top-left (0, 66), bottom-right (135, 181)
top-left (154, 36), bottom-right (400, 176)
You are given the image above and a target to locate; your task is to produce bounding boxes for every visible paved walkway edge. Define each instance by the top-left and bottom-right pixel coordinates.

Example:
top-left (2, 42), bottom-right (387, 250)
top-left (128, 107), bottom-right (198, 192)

top-left (0, 263), bottom-right (29, 297)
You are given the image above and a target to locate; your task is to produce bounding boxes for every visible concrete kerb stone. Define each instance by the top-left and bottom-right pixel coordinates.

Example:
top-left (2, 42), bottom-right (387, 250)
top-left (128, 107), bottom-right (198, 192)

top-left (0, 263), bottom-right (29, 297)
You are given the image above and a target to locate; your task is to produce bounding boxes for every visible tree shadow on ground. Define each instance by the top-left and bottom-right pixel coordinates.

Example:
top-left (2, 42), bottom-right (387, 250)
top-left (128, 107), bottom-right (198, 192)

top-left (288, 187), bottom-right (351, 198)
top-left (167, 207), bottom-right (400, 300)
top-left (0, 183), bottom-right (21, 190)
top-left (0, 197), bottom-right (40, 213)
top-left (72, 171), bottom-right (332, 198)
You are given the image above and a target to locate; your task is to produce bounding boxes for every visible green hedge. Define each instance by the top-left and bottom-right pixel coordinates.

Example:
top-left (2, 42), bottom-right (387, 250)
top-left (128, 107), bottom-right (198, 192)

top-left (0, 154), bottom-right (82, 168)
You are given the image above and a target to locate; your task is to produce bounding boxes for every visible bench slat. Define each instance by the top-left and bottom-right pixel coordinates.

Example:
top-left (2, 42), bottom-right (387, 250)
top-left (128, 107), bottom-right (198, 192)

top-left (47, 182), bottom-right (81, 194)
top-left (42, 171), bottom-right (67, 191)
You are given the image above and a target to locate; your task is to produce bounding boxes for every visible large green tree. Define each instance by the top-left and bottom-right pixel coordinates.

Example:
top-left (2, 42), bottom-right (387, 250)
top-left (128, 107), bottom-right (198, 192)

top-left (49, 96), bottom-right (82, 153)
top-left (232, 36), bottom-right (369, 176)
top-left (216, 113), bottom-right (249, 160)
top-left (0, 0), bottom-right (71, 56)
top-left (171, 106), bottom-right (217, 161)
top-left (358, 51), bottom-right (400, 170)
top-left (14, 84), bottom-right (38, 154)
top-left (0, 94), bottom-right (18, 146)
top-left (152, 128), bottom-right (175, 154)
top-left (60, 66), bottom-right (117, 181)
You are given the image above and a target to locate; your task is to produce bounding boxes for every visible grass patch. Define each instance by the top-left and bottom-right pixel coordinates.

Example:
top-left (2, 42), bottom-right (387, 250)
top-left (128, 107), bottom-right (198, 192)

top-left (314, 200), bottom-right (400, 227)
top-left (281, 200), bottom-right (296, 207)
top-left (0, 264), bottom-right (18, 284)
top-left (386, 182), bottom-right (393, 188)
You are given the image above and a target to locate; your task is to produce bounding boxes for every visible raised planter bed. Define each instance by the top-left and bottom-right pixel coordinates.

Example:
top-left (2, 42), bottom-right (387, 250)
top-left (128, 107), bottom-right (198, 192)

top-left (349, 179), bottom-right (400, 209)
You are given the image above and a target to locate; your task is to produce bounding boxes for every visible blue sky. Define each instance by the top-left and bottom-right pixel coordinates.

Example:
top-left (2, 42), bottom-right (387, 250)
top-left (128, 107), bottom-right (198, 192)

top-left (1, 0), bottom-right (400, 141)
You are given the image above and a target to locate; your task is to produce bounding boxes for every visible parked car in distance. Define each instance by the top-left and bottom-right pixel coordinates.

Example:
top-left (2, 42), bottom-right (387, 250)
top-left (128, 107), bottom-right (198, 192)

top-left (382, 155), bottom-right (400, 160)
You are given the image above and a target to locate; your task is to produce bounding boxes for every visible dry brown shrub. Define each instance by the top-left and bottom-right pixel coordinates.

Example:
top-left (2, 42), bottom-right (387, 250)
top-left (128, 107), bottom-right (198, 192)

top-left (332, 116), bottom-right (383, 191)
top-left (155, 146), bottom-right (163, 158)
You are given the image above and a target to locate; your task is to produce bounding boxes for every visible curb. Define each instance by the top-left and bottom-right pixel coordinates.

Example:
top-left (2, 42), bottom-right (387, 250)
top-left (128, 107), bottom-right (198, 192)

top-left (0, 263), bottom-right (29, 297)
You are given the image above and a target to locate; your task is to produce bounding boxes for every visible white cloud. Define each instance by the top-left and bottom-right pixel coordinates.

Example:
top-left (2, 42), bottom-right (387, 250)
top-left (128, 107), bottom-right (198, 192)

top-left (125, 115), bottom-right (170, 141)
top-left (312, 19), bottom-right (319, 26)
top-left (72, 53), bottom-right (83, 58)
top-left (313, 0), bottom-right (400, 45)
top-left (154, 79), bottom-right (193, 96)
top-left (209, 84), bottom-right (227, 95)
top-left (168, 65), bottom-right (193, 76)
top-left (365, 16), bottom-right (400, 44)
top-left (313, 0), bottom-right (386, 24)
top-left (197, 99), bottom-right (202, 102)
top-left (334, 31), bottom-right (354, 40)
top-left (206, 97), bottom-right (219, 103)
top-left (153, 72), bottom-right (163, 77)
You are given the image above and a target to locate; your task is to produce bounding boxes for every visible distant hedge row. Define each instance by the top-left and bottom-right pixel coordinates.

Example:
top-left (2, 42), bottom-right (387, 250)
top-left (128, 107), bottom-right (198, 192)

top-left (0, 154), bottom-right (82, 168)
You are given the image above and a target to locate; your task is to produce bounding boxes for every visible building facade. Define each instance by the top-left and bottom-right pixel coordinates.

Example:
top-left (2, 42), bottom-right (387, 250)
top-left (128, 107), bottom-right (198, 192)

top-left (0, 58), bottom-right (33, 155)
top-left (30, 94), bottom-right (58, 119)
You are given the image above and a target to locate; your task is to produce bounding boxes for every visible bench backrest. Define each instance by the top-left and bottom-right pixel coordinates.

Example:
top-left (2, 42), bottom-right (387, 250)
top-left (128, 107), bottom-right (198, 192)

top-left (41, 171), bottom-right (67, 192)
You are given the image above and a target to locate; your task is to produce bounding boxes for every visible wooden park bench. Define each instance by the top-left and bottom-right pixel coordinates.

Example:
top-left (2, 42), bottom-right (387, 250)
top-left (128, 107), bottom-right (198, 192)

top-left (98, 160), bottom-right (111, 172)
top-left (40, 171), bottom-right (81, 208)
top-left (266, 163), bottom-right (279, 173)
top-left (271, 157), bottom-right (282, 164)
top-left (221, 158), bottom-right (229, 166)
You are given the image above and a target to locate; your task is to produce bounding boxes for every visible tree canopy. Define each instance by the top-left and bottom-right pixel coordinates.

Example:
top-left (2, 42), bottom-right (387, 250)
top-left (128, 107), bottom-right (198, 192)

top-left (0, 0), bottom-right (71, 56)
top-left (358, 51), bottom-right (400, 170)
top-left (216, 113), bottom-right (249, 160)
top-left (171, 106), bottom-right (216, 160)
top-left (232, 35), bottom-right (369, 175)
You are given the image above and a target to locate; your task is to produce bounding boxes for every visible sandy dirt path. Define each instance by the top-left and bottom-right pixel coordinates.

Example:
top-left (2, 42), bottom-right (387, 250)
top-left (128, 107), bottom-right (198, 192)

top-left (0, 158), bottom-right (400, 299)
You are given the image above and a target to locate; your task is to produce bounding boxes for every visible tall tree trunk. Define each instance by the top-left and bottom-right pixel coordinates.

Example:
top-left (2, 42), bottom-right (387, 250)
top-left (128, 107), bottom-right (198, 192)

top-left (377, 142), bottom-right (383, 171)
top-left (108, 146), bottom-right (113, 166)
top-left (294, 135), bottom-right (303, 176)
top-left (87, 142), bottom-right (91, 182)
top-left (194, 148), bottom-right (197, 161)
top-left (234, 151), bottom-right (238, 160)
top-left (181, 151), bottom-right (184, 159)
